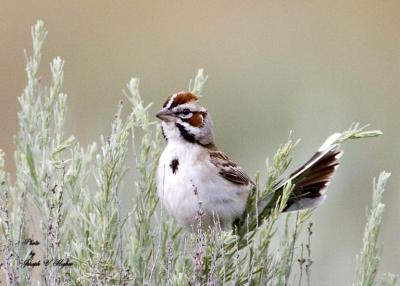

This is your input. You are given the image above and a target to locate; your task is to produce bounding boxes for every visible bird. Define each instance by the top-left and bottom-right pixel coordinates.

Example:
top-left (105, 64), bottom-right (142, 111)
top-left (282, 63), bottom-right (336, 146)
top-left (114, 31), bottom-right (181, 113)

top-left (156, 91), bottom-right (342, 232)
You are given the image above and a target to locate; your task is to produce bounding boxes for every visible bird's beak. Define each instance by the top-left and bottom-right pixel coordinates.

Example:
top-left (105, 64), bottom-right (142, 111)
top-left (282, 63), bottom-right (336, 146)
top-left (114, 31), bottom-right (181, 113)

top-left (156, 109), bottom-right (175, 122)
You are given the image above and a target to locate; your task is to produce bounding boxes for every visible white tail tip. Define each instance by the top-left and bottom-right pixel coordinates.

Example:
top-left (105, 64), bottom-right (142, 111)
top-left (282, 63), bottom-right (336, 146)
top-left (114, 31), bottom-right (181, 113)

top-left (318, 133), bottom-right (342, 152)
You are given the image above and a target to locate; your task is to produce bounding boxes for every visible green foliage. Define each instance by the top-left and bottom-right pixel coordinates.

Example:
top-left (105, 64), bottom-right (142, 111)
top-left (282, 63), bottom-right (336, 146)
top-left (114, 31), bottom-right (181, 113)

top-left (0, 20), bottom-right (397, 286)
top-left (355, 172), bottom-right (399, 286)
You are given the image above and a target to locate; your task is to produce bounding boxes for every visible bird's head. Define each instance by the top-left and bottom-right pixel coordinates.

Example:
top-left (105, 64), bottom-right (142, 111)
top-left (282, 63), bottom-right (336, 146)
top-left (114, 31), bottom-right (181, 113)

top-left (156, 91), bottom-right (214, 146)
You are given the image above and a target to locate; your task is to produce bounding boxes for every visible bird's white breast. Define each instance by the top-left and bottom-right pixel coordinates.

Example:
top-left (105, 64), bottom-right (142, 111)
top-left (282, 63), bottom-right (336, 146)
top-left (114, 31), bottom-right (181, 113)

top-left (156, 140), bottom-right (250, 230)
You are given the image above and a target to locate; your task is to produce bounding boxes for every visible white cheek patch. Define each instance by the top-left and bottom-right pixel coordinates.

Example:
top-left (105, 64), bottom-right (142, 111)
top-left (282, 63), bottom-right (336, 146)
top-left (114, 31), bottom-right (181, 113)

top-left (178, 120), bottom-right (200, 135)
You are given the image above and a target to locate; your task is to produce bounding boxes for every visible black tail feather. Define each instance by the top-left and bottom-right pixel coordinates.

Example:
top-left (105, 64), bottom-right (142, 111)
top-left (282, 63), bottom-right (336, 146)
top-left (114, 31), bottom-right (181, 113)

top-left (276, 134), bottom-right (343, 212)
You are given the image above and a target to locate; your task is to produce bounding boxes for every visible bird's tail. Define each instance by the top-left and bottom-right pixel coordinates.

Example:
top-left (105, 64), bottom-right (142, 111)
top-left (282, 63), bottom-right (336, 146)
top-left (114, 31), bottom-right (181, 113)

top-left (269, 133), bottom-right (343, 212)
top-left (233, 133), bottom-right (343, 239)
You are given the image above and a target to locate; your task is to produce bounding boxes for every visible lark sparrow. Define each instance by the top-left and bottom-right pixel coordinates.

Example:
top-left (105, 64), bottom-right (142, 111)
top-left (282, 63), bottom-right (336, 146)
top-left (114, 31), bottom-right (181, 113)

top-left (156, 91), bottom-right (342, 231)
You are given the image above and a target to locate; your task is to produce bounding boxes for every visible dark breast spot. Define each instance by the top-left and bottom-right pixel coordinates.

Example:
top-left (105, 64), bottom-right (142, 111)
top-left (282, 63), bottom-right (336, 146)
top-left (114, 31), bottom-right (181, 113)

top-left (170, 159), bottom-right (179, 174)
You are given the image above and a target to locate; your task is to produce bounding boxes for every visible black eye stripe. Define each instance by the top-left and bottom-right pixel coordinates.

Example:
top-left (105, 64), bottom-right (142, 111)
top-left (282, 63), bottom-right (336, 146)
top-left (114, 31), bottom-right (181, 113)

top-left (178, 108), bottom-right (191, 115)
top-left (175, 109), bottom-right (193, 117)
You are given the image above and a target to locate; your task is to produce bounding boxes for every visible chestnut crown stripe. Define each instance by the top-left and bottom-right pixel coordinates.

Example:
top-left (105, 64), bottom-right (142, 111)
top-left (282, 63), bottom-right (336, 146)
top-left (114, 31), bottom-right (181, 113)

top-left (163, 92), bottom-right (199, 109)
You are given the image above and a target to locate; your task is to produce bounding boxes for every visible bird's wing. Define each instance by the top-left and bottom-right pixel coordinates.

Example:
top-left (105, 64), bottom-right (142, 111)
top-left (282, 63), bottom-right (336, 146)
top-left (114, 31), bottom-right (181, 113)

top-left (209, 150), bottom-right (254, 186)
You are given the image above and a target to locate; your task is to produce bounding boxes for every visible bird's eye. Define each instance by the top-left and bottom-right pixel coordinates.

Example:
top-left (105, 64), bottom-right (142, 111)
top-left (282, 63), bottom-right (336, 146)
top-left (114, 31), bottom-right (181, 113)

top-left (181, 108), bottom-right (191, 115)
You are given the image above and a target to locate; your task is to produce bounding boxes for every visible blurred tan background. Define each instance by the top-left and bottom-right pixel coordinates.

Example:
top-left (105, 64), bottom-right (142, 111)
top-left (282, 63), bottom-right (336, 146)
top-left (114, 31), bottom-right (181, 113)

top-left (1, 1), bottom-right (399, 284)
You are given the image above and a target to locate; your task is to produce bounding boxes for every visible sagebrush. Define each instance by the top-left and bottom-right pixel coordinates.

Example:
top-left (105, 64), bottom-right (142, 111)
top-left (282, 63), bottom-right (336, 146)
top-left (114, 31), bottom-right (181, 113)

top-left (0, 20), bottom-right (398, 286)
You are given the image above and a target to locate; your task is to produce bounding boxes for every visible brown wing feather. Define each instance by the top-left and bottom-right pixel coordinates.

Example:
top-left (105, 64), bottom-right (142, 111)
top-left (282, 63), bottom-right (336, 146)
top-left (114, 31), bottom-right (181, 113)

top-left (209, 150), bottom-right (254, 186)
